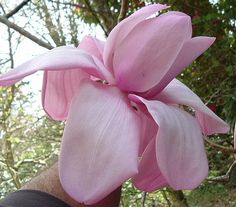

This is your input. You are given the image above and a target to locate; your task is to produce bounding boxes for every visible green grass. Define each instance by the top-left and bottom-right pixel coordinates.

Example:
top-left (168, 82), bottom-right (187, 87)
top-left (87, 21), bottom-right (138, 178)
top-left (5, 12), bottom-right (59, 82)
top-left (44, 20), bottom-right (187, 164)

top-left (186, 183), bottom-right (236, 207)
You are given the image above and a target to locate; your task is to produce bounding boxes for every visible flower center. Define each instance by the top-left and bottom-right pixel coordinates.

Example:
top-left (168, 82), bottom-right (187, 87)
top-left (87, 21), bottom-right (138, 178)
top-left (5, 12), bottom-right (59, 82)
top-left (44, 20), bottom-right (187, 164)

top-left (96, 80), bottom-right (109, 85)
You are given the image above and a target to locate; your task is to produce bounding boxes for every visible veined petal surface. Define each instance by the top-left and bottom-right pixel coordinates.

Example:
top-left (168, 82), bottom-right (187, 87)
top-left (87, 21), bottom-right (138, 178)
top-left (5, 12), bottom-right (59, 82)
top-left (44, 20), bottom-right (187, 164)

top-left (79, 36), bottom-right (105, 61)
top-left (104, 3), bottom-right (169, 72)
top-left (133, 138), bottom-right (168, 192)
top-left (153, 79), bottom-right (229, 134)
top-left (113, 12), bottom-right (192, 92)
top-left (129, 95), bottom-right (208, 190)
top-left (136, 104), bottom-right (158, 155)
top-left (59, 79), bottom-right (141, 204)
top-left (0, 47), bottom-right (111, 86)
top-left (42, 69), bottom-right (89, 120)
top-left (146, 37), bottom-right (216, 95)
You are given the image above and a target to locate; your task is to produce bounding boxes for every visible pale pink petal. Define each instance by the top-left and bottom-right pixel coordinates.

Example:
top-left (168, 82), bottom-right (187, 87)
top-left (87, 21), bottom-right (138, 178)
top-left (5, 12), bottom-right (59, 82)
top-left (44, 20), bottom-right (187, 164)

top-left (135, 104), bottom-right (158, 156)
top-left (0, 46), bottom-right (113, 86)
top-left (78, 36), bottom-right (105, 61)
top-left (113, 12), bottom-right (192, 92)
top-left (133, 138), bottom-right (168, 192)
top-left (146, 37), bottom-right (216, 96)
top-left (129, 94), bottom-right (208, 190)
top-left (153, 79), bottom-right (229, 134)
top-left (104, 3), bottom-right (169, 72)
top-left (42, 70), bottom-right (89, 121)
top-left (59, 79), bottom-right (141, 204)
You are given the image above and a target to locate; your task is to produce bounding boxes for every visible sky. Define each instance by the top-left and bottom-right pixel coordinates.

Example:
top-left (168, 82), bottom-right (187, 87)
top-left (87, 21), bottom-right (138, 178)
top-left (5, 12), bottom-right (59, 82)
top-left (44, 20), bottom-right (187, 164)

top-left (0, 3), bottom-right (105, 113)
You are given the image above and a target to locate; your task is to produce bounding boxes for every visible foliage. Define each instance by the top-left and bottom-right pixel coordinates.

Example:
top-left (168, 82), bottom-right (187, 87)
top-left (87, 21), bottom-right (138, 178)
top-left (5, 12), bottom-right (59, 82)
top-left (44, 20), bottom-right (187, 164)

top-left (121, 181), bottom-right (168, 207)
top-left (187, 183), bottom-right (236, 207)
top-left (0, 83), bottom-right (63, 198)
top-left (156, 0), bottom-right (236, 128)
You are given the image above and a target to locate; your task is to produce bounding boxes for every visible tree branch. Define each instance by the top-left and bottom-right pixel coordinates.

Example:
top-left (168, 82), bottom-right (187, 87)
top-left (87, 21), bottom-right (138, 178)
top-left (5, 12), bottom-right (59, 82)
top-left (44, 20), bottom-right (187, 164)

top-left (206, 174), bottom-right (229, 183)
top-left (48, 0), bottom-right (86, 9)
top-left (205, 137), bottom-right (236, 154)
top-left (0, 15), bottom-right (53, 49)
top-left (141, 192), bottom-right (147, 207)
top-left (5, 160), bottom-right (22, 189)
top-left (48, 0), bottom-right (110, 13)
top-left (0, 59), bottom-right (10, 66)
top-left (4, 0), bottom-right (31, 18)
top-left (36, 0), bottom-right (62, 46)
top-left (118, 0), bottom-right (129, 23)
top-left (83, 0), bottom-right (109, 37)
top-left (161, 190), bottom-right (171, 207)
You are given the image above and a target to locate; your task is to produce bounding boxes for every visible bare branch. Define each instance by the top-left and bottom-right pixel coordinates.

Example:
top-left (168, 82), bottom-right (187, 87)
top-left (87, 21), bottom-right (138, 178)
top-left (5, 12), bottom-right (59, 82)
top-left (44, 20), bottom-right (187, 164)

top-left (206, 174), bottom-right (229, 183)
top-left (0, 15), bottom-right (53, 49)
top-left (0, 3), bottom-right (16, 122)
top-left (37, 0), bottom-right (62, 46)
top-left (161, 190), bottom-right (171, 207)
top-left (5, 161), bottom-right (21, 188)
top-left (4, 0), bottom-right (31, 19)
top-left (207, 161), bottom-right (236, 183)
top-left (0, 5), bottom-right (14, 59)
top-left (48, 0), bottom-right (114, 13)
top-left (83, 0), bottom-right (109, 37)
top-left (118, 0), bottom-right (129, 23)
top-left (141, 192), bottom-right (147, 207)
top-left (52, 1), bottom-right (66, 45)
top-left (16, 159), bottom-right (47, 169)
top-left (0, 59), bottom-right (10, 66)
top-left (48, 0), bottom-right (86, 10)
top-left (49, 0), bottom-right (115, 35)
top-left (205, 136), bottom-right (236, 154)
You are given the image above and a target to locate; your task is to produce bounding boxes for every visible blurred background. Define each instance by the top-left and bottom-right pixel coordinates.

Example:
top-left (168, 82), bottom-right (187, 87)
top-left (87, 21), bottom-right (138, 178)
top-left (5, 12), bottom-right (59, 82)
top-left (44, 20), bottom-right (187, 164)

top-left (0, 0), bottom-right (235, 206)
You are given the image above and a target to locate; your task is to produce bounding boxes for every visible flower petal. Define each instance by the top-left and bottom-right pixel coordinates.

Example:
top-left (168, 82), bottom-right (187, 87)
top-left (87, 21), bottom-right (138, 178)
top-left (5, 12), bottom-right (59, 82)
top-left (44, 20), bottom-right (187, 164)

top-left (113, 12), bottom-right (192, 92)
top-left (0, 46), bottom-right (112, 86)
top-left (133, 138), bottom-right (168, 192)
top-left (42, 70), bottom-right (89, 120)
top-left (135, 103), bottom-right (158, 156)
top-left (146, 37), bottom-right (216, 95)
top-left (42, 36), bottom-right (110, 121)
top-left (153, 79), bottom-right (229, 134)
top-left (103, 3), bottom-right (169, 72)
top-left (79, 36), bottom-right (104, 61)
top-left (129, 95), bottom-right (208, 190)
top-left (59, 79), bottom-right (141, 204)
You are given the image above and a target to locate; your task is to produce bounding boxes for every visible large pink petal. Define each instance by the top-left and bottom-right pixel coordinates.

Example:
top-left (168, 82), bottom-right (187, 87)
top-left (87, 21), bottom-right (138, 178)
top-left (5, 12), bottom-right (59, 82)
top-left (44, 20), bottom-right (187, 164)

top-left (133, 138), bottom-right (168, 192)
top-left (42, 70), bottom-right (89, 121)
top-left (153, 79), bottom-right (229, 135)
top-left (103, 4), bottom-right (169, 72)
top-left (78, 36), bottom-right (105, 61)
top-left (0, 46), bottom-right (113, 86)
top-left (129, 95), bottom-right (208, 190)
top-left (135, 103), bottom-right (158, 156)
top-left (146, 37), bottom-right (216, 96)
top-left (113, 12), bottom-right (192, 92)
top-left (42, 36), bottom-right (108, 121)
top-left (59, 79), bottom-right (141, 204)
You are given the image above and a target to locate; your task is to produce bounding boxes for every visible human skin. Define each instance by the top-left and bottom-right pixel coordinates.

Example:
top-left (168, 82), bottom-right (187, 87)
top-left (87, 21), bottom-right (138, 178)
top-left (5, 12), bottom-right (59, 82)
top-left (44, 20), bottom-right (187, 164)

top-left (21, 162), bottom-right (121, 207)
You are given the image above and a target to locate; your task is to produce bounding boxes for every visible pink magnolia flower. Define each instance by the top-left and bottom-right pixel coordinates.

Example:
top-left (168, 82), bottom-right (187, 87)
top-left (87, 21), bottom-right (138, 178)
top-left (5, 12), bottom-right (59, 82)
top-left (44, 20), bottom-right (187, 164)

top-left (0, 4), bottom-right (229, 204)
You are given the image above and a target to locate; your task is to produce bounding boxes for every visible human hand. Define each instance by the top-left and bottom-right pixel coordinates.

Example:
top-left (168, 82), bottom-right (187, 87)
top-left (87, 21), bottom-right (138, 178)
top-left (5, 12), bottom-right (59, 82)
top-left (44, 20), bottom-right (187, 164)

top-left (21, 162), bottom-right (121, 207)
